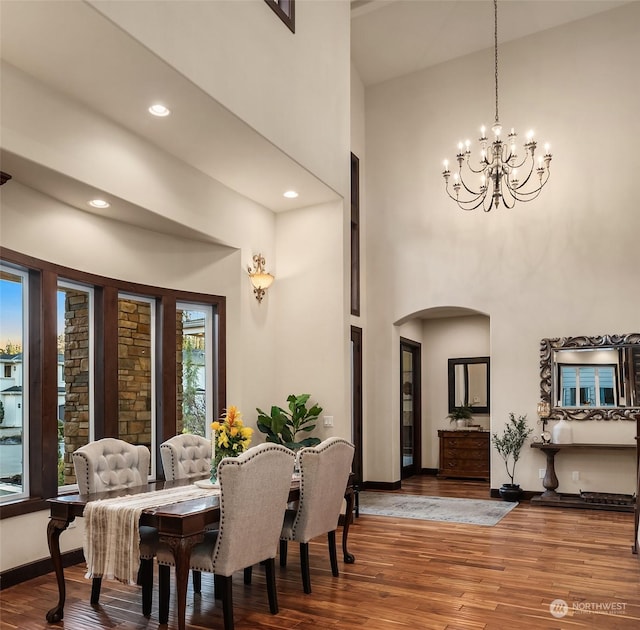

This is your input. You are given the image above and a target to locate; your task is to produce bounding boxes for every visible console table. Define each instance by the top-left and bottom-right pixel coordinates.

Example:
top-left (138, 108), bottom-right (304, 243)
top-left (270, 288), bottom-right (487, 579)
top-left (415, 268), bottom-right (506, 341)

top-left (438, 430), bottom-right (489, 480)
top-left (530, 442), bottom-right (635, 512)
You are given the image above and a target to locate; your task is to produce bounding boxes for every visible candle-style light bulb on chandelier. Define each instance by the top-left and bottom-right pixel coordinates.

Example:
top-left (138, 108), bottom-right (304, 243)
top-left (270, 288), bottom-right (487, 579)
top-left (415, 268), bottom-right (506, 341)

top-left (442, 0), bottom-right (552, 211)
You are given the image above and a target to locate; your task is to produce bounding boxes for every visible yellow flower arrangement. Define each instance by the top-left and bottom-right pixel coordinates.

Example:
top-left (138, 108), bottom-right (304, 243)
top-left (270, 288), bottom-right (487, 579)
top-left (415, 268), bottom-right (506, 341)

top-left (211, 405), bottom-right (253, 456)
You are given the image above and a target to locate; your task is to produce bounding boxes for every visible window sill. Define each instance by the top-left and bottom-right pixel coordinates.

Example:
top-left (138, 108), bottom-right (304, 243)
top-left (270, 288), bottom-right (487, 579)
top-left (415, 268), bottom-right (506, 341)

top-left (0, 496), bottom-right (49, 519)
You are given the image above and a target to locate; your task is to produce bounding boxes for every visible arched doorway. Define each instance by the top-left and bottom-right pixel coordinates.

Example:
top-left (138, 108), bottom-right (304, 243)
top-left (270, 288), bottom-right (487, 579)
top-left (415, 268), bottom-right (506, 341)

top-left (396, 307), bottom-right (490, 496)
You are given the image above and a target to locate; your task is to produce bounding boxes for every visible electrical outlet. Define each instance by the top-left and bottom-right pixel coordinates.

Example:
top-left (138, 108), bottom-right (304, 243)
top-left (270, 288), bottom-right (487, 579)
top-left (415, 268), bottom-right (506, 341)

top-left (539, 468), bottom-right (546, 479)
top-left (323, 415), bottom-right (334, 427)
top-left (572, 471), bottom-right (580, 481)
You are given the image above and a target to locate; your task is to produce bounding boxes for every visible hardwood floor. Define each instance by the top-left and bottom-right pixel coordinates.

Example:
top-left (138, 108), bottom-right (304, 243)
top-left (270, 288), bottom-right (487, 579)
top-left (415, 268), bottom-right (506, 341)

top-left (1, 476), bottom-right (639, 629)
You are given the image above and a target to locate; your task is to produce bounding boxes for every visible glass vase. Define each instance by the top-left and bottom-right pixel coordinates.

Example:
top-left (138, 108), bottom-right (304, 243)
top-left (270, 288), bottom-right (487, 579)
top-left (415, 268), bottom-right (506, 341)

top-left (210, 450), bottom-right (226, 483)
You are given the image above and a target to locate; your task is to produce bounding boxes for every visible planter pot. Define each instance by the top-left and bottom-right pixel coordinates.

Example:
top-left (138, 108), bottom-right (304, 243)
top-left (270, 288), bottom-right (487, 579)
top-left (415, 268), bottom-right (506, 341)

top-left (455, 418), bottom-right (469, 429)
top-left (498, 483), bottom-right (522, 502)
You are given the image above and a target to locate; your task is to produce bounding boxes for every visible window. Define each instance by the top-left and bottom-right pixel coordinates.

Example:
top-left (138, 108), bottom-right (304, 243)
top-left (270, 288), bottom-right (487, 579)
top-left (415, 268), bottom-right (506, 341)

top-left (264, 0), bottom-right (295, 32)
top-left (351, 153), bottom-right (360, 316)
top-left (118, 293), bottom-right (156, 477)
top-left (177, 303), bottom-right (216, 438)
top-left (0, 264), bottom-right (29, 502)
top-left (560, 365), bottom-right (617, 407)
top-left (0, 249), bottom-right (225, 513)
top-left (57, 281), bottom-right (94, 490)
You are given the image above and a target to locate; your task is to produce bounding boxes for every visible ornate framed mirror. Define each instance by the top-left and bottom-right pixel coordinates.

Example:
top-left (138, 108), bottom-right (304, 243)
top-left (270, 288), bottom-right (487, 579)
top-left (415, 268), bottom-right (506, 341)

top-left (540, 333), bottom-right (640, 420)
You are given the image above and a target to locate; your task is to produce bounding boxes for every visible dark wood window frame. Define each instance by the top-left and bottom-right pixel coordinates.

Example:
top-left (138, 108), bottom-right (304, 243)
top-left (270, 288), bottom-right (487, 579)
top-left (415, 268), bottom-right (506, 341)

top-left (350, 152), bottom-right (360, 316)
top-left (0, 248), bottom-right (226, 519)
top-left (264, 0), bottom-right (295, 33)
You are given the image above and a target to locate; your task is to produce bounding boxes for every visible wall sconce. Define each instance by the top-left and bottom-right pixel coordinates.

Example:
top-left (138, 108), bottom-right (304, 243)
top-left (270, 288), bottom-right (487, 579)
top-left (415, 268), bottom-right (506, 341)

top-left (247, 254), bottom-right (274, 303)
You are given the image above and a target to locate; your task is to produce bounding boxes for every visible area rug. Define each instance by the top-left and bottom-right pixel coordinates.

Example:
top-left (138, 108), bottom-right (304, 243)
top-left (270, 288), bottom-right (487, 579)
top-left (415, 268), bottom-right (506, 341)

top-left (358, 492), bottom-right (518, 526)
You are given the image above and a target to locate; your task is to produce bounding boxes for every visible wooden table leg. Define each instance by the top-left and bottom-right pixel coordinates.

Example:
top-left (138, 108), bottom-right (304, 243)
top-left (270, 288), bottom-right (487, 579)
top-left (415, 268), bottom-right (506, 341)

top-left (342, 487), bottom-right (356, 564)
top-left (633, 462), bottom-right (640, 554)
top-left (540, 447), bottom-right (561, 499)
top-left (633, 423), bottom-right (639, 554)
top-left (634, 494), bottom-right (639, 554)
top-left (46, 517), bottom-right (71, 622)
top-left (160, 533), bottom-right (203, 630)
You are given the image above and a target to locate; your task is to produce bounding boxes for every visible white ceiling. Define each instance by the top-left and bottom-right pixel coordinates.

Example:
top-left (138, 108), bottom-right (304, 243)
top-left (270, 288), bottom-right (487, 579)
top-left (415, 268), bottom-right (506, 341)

top-left (351, 0), bottom-right (634, 86)
top-left (1, 0), bottom-right (633, 234)
top-left (0, 0), bottom-right (339, 226)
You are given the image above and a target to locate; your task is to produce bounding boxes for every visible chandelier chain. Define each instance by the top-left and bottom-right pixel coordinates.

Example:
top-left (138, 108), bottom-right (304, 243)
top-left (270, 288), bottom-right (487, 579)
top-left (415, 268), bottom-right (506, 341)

top-left (494, 0), bottom-right (499, 124)
top-left (441, 0), bottom-right (552, 211)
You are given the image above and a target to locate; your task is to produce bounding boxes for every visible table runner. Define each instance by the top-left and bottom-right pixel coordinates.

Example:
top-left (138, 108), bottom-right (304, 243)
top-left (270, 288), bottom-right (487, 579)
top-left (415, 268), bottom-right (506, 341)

top-left (83, 485), bottom-right (219, 585)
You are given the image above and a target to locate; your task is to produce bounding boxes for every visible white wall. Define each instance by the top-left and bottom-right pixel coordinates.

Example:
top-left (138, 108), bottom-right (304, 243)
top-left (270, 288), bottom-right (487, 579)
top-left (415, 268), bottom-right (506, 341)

top-left (350, 61), bottom-right (369, 474)
top-left (274, 201), bottom-right (349, 437)
top-left (89, 0), bottom-right (351, 198)
top-left (364, 3), bottom-right (640, 493)
top-left (0, 0), bottom-right (352, 571)
top-left (422, 315), bottom-right (491, 468)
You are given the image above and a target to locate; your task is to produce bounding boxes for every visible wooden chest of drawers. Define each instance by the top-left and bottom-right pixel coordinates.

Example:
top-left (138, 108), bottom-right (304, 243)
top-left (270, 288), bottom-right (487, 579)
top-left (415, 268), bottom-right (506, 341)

top-left (438, 430), bottom-right (490, 480)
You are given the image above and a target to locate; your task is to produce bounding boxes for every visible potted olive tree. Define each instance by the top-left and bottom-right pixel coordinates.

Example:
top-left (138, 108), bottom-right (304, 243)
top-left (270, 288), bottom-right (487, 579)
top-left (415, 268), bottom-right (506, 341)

top-left (492, 412), bottom-right (533, 501)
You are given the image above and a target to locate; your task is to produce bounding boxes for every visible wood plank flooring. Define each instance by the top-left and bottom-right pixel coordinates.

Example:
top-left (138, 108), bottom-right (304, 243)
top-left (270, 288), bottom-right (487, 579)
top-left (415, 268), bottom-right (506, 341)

top-left (1, 477), bottom-right (639, 629)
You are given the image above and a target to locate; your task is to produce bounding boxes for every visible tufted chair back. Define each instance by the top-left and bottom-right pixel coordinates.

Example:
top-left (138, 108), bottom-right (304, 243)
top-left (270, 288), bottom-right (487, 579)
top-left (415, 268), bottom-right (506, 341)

top-left (211, 443), bottom-right (295, 577)
top-left (156, 442), bottom-right (295, 630)
top-left (160, 434), bottom-right (211, 481)
top-left (72, 438), bottom-right (150, 494)
top-left (287, 437), bottom-right (355, 542)
top-left (279, 437), bottom-right (354, 594)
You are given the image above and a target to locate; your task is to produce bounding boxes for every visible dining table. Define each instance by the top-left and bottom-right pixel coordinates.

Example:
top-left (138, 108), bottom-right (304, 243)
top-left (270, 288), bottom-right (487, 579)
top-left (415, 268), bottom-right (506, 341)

top-left (45, 474), bottom-right (355, 630)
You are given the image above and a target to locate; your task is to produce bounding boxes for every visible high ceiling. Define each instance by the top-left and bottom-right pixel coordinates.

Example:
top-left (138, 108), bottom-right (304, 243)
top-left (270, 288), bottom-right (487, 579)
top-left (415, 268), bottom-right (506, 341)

top-left (1, 1), bottom-right (634, 233)
top-left (351, 0), bottom-right (633, 86)
top-left (0, 0), bottom-right (340, 226)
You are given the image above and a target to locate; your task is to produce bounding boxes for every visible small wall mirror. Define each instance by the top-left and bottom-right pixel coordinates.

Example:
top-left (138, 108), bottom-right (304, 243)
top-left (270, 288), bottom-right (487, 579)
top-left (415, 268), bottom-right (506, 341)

top-left (448, 357), bottom-right (490, 414)
top-left (540, 333), bottom-right (640, 420)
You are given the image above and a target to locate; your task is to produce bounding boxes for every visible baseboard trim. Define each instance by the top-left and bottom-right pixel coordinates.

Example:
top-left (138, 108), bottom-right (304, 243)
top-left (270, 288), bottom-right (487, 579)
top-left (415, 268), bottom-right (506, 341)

top-left (362, 480), bottom-right (402, 491)
top-left (0, 548), bottom-right (84, 590)
top-left (490, 488), bottom-right (536, 501)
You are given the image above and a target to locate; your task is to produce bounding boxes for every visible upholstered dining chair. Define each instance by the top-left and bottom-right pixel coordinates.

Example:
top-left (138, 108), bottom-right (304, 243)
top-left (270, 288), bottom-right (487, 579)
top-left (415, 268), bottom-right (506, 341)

top-left (156, 442), bottom-right (295, 630)
top-left (159, 433), bottom-right (212, 592)
top-left (160, 433), bottom-right (211, 482)
top-left (279, 436), bottom-right (355, 594)
top-left (72, 438), bottom-right (157, 616)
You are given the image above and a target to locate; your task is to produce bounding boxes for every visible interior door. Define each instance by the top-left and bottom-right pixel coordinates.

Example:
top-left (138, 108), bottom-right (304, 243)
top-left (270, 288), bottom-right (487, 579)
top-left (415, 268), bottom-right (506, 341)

top-left (400, 338), bottom-right (421, 479)
top-left (350, 326), bottom-right (363, 487)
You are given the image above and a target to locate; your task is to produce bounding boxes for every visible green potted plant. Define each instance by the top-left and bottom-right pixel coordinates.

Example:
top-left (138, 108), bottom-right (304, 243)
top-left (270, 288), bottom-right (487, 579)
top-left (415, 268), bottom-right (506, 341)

top-left (492, 412), bottom-right (533, 501)
top-left (256, 393), bottom-right (322, 450)
top-left (447, 405), bottom-right (473, 429)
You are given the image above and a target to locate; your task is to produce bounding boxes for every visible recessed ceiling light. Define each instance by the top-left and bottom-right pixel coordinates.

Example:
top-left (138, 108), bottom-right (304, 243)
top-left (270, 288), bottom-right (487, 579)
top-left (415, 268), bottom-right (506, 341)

top-left (148, 104), bottom-right (171, 117)
top-left (283, 190), bottom-right (299, 199)
top-left (88, 199), bottom-right (110, 208)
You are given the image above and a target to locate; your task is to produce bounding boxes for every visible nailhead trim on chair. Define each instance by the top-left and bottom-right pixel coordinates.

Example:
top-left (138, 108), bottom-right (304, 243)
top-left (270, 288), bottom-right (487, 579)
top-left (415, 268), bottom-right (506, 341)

top-left (71, 438), bottom-right (156, 611)
top-left (290, 437), bottom-right (354, 537)
top-left (211, 443), bottom-right (294, 568)
top-left (155, 443), bottom-right (295, 571)
top-left (72, 439), bottom-right (150, 493)
top-left (75, 451), bottom-right (91, 494)
top-left (160, 435), bottom-right (211, 480)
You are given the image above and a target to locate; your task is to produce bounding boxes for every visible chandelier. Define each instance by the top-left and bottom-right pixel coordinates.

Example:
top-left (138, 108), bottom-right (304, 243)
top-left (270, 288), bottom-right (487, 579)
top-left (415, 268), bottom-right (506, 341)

top-left (442, 0), bottom-right (552, 211)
